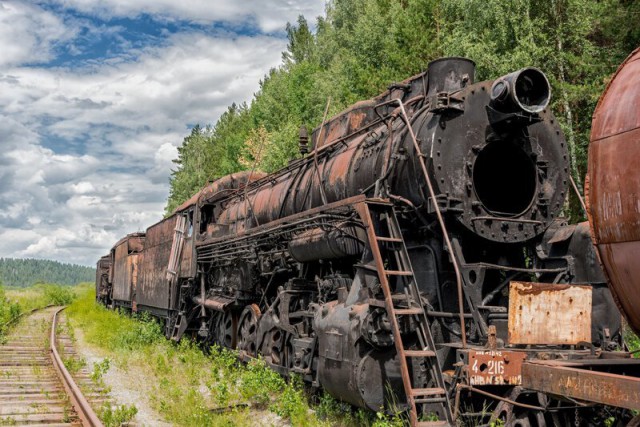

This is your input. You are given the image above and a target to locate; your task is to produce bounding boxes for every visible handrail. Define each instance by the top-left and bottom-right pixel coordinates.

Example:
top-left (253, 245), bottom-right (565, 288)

top-left (392, 98), bottom-right (468, 348)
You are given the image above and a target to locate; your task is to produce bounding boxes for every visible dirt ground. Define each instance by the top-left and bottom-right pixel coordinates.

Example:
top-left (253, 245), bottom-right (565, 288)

top-left (66, 316), bottom-right (172, 427)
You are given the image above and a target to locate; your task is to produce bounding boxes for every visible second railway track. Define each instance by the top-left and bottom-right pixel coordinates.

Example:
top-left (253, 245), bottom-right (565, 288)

top-left (0, 306), bottom-right (103, 427)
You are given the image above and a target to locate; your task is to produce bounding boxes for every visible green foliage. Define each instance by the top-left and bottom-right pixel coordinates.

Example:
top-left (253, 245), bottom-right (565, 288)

top-left (372, 411), bottom-right (405, 427)
top-left (91, 358), bottom-right (111, 383)
top-left (0, 258), bottom-right (94, 288)
top-left (624, 324), bottom-right (640, 355)
top-left (112, 311), bottom-right (163, 351)
top-left (315, 391), bottom-right (377, 426)
top-left (98, 403), bottom-right (138, 427)
top-left (238, 356), bottom-right (286, 405)
top-left (269, 375), bottom-right (309, 425)
top-left (0, 286), bottom-right (21, 340)
top-left (0, 283), bottom-right (80, 341)
top-left (165, 0), bottom-right (640, 225)
top-left (166, 105), bottom-right (253, 214)
top-left (65, 288), bottom-right (339, 426)
top-left (44, 284), bottom-right (76, 305)
top-left (63, 354), bottom-right (87, 374)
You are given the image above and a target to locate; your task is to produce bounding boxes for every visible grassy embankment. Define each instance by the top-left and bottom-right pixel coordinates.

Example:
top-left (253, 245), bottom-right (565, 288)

top-left (64, 286), bottom-right (406, 427)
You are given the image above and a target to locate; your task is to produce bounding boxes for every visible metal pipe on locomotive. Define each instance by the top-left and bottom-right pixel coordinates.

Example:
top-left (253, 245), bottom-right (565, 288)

top-left (97, 58), bottom-right (640, 426)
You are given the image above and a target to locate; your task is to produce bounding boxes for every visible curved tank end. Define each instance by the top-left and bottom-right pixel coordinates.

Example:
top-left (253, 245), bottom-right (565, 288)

top-left (587, 46), bottom-right (640, 335)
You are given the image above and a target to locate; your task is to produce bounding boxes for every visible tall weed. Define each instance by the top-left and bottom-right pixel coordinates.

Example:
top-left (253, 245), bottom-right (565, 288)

top-left (1, 283), bottom-right (79, 341)
top-left (0, 286), bottom-right (21, 340)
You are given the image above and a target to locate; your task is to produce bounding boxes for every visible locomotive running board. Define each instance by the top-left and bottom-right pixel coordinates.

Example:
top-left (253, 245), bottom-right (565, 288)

top-left (521, 359), bottom-right (640, 410)
top-left (356, 199), bottom-right (453, 427)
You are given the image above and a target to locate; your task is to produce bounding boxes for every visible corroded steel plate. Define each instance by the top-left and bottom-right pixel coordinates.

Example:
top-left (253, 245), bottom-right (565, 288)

top-left (508, 281), bottom-right (592, 345)
top-left (522, 360), bottom-right (640, 411)
top-left (588, 47), bottom-right (640, 334)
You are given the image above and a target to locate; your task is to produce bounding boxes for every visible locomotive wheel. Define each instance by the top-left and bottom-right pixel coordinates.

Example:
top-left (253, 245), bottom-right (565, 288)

top-left (237, 304), bottom-right (261, 357)
top-left (263, 328), bottom-right (286, 366)
top-left (213, 311), bottom-right (237, 349)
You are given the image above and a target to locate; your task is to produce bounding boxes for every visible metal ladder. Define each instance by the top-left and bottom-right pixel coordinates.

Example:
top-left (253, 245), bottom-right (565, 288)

top-left (357, 199), bottom-right (453, 427)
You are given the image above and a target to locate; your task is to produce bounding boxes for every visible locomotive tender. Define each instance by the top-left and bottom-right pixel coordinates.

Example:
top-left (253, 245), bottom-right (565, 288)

top-left (97, 57), bottom-right (640, 426)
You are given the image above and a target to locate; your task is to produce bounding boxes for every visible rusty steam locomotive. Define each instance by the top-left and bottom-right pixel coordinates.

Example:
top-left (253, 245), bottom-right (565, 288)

top-left (96, 57), bottom-right (640, 426)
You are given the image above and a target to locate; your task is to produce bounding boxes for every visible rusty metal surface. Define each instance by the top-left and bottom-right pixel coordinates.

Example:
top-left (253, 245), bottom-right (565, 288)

top-left (179, 233), bottom-right (194, 278)
top-left (588, 47), bottom-right (640, 335)
top-left (508, 282), bottom-right (592, 345)
top-left (137, 215), bottom-right (177, 310)
top-left (110, 234), bottom-right (144, 304)
top-left (288, 224), bottom-right (363, 262)
top-left (205, 64), bottom-right (567, 246)
top-left (50, 307), bottom-right (104, 427)
top-left (468, 350), bottom-right (527, 385)
top-left (111, 239), bottom-right (142, 303)
top-left (522, 359), bottom-right (640, 411)
top-left (591, 47), bottom-right (640, 141)
top-left (99, 56), bottom-right (640, 424)
top-left (95, 255), bottom-right (111, 302)
top-left (174, 171), bottom-right (267, 213)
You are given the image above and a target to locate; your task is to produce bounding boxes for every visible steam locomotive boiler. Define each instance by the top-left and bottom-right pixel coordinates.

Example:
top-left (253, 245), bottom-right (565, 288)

top-left (98, 57), bottom-right (640, 426)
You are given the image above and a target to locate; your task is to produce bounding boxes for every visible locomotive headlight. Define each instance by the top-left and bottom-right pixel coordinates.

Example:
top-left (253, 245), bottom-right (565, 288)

top-left (490, 67), bottom-right (551, 114)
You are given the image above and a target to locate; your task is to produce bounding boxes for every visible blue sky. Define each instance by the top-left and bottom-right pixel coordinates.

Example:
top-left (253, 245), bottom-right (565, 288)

top-left (0, 0), bottom-right (325, 266)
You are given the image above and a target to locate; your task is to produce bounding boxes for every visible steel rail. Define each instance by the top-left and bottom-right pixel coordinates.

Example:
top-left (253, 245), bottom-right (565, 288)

top-left (50, 307), bottom-right (104, 427)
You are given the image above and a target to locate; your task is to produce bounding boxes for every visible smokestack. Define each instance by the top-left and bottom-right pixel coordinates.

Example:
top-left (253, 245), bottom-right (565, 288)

top-left (426, 57), bottom-right (476, 96)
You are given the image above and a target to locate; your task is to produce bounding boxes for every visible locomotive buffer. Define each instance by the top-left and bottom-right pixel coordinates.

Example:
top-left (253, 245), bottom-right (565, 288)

top-left (357, 199), bottom-right (453, 426)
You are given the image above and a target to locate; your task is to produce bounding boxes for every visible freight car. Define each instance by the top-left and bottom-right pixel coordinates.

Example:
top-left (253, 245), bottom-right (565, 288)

top-left (98, 57), bottom-right (640, 426)
top-left (95, 254), bottom-right (111, 306)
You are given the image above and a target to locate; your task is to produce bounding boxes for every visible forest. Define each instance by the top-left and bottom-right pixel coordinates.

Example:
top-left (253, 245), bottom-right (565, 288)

top-left (0, 258), bottom-right (95, 287)
top-left (165, 0), bottom-right (640, 217)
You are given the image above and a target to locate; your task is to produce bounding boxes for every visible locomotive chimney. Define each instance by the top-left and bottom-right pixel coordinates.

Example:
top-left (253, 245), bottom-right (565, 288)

top-left (299, 125), bottom-right (309, 156)
top-left (426, 57), bottom-right (476, 95)
top-left (490, 67), bottom-right (550, 114)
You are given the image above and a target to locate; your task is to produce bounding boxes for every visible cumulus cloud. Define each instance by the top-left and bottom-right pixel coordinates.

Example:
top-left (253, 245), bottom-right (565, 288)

top-left (42, 0), bottom-right (325, 33)
top-left (0, 1), bottom-right (321, 266)
top-left (0, 1), bottom-right (76, 67)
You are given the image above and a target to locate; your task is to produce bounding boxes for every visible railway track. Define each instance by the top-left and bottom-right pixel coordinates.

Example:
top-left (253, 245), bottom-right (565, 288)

top-left (0, 306), bottom-right (103, 427)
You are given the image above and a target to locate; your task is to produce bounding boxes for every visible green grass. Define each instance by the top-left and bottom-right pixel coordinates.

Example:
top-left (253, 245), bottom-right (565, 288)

top-left (65, 287), bottom-right (404, 427)
top-left (624, 323), bottom-right (640, 355)
top-left (98, 403), bottom-right (138, 427)
top-left (65, 288), bottom-right (321, 426)
top-left (0, 282), bottom-right (83, 342)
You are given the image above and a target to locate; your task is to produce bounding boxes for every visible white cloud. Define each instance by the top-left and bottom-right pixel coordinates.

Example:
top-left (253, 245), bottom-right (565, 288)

top-left (0, 1), bottom-right (75, 67)
top-left (44, 0), bottom-right (325, 33)
top-left (0, 1), bottom-right (320, 266)
top-left (71, 181), bottom-right (96, 194)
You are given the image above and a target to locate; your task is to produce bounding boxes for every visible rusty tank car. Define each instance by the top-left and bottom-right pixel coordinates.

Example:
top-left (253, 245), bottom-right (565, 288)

top-left (587, 47), bottom-right (640, 337)
top-left (98, 57), bottom-right (640, 426)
